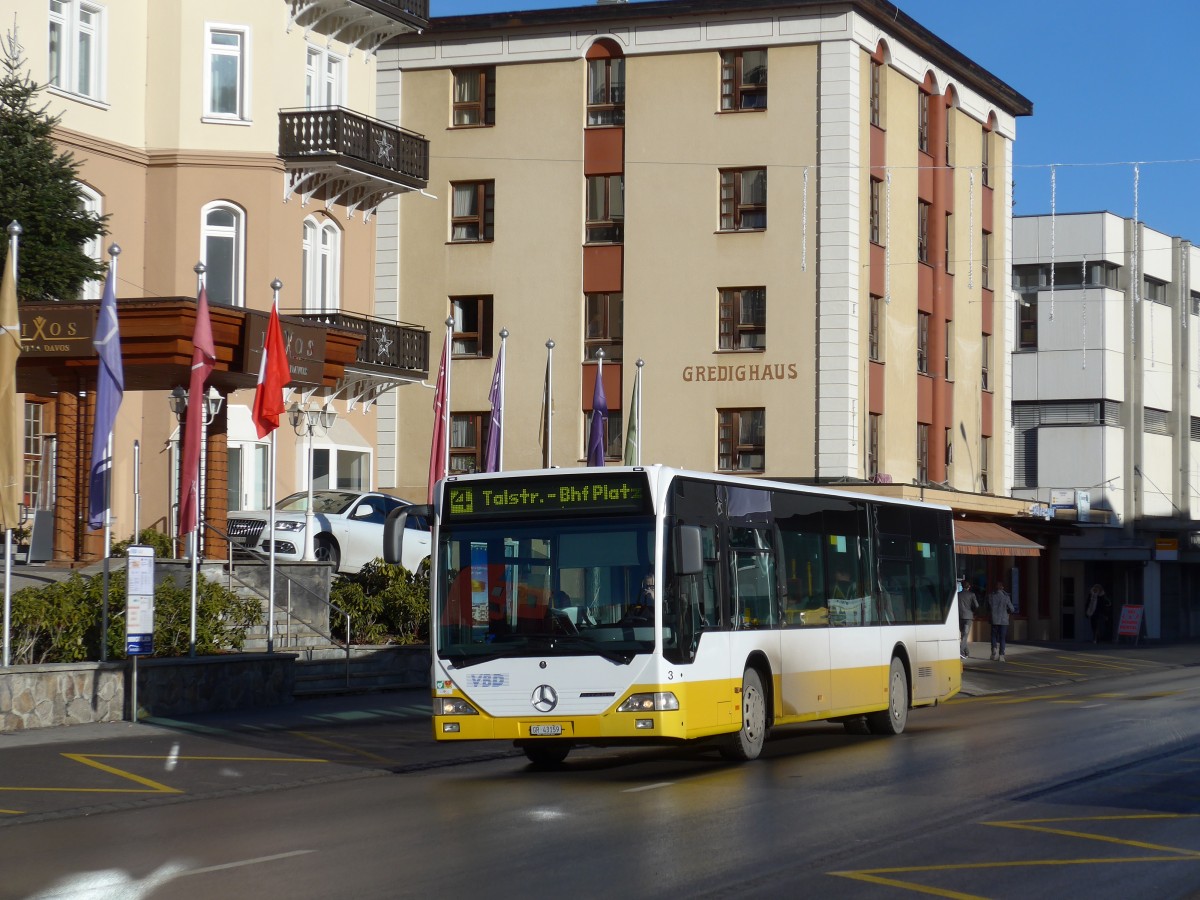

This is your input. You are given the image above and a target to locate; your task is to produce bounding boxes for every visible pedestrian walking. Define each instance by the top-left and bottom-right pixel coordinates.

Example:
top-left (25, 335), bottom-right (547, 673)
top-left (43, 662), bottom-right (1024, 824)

top-left (987, 581), bottom-right (1014, 662)
top-left (1085, 584), bottom-right (1111, 643)
top-left (958, 575), bottom-right (978, 658)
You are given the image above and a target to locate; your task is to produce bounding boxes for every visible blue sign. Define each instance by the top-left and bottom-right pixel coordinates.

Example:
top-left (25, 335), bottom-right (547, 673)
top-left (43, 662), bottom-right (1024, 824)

top-left (126, 633), bottom-right (154, 656)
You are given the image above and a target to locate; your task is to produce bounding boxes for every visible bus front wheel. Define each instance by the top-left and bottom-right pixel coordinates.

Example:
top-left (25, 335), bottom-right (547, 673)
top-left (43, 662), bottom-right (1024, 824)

top-left (721, 668), bottom-right (767, 761)
top-left (867, 657), bottom-right (909, 735)
top-left (523, 743), bottom-right (571, 767)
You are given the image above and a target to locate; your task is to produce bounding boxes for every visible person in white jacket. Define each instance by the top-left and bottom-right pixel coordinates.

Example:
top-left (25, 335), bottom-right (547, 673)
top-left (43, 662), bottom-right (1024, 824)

top-left (987, 582), bottom-right (1014, 662)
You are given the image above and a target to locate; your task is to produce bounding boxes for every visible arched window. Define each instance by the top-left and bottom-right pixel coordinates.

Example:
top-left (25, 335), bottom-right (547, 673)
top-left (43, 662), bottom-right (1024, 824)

top-left (200, 201), bottom-right (245, 306)
top-left (302, 216), bottom-right (341, 312)
top-left (77, 182), bottom-right (103, 300)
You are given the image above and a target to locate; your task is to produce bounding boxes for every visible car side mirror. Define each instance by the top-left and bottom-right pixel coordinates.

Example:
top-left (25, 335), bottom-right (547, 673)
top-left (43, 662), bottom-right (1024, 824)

top-left (353, 504), bottom-right (375, 519)
top-left (384, 504), bottom-right (434, 565)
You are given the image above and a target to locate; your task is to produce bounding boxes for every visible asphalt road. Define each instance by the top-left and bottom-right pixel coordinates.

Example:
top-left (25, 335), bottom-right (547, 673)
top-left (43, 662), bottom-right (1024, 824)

top-left (1, 641), bottom-right (1197, 899)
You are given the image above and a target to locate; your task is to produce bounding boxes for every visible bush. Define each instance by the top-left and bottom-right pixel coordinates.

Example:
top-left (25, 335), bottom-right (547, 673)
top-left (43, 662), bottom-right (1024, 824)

top-left (111, 528), bottom-right (174, 559)
top-left (329, 558), bottom-right (430, 645)
top-left (8, 566), bottom-right (261, 664)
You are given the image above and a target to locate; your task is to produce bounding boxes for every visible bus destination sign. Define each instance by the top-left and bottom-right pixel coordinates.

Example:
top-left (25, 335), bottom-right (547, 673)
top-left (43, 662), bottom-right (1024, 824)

top-left (445, 474), bottom-right (650, 520)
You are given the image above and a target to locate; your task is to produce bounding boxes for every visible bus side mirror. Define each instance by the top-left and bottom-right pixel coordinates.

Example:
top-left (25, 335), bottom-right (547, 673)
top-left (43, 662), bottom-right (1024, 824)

top-left (673, 525), bottom-right (703, 576)
top-left (384, 504), bottom-right (434, 565)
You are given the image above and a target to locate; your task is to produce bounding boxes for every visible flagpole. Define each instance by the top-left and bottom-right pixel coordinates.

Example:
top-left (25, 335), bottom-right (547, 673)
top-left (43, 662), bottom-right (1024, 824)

top-left (635, 358), bottom-right (644, 466)
top-left (2, 220), bottom-right (18, 668)
top-left (498, 328), bottom-right (507, 471)
top-left (267, 279), bottom-right (281, 653)
top-left (545, 339), bottom-right (554, 468)
top-left (190, 262), bottom-right (204, 658)
top-left (99, 244), bottom-right (120, 661)
top-left (443, 316), bottom-right (453, 483)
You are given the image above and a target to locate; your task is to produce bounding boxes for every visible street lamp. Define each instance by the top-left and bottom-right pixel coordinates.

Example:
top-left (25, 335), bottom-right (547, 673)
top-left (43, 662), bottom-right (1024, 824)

top-left (289, 402), bottom-right (338, 562)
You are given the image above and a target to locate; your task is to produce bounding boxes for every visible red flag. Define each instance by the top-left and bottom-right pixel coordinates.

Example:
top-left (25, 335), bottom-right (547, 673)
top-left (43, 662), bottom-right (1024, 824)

top-left (251, 301), bottom-right (290, 438)
top-left (427, 336), bottom-right (449, 504)
top-left (178, 288), bottom-right (216, 536)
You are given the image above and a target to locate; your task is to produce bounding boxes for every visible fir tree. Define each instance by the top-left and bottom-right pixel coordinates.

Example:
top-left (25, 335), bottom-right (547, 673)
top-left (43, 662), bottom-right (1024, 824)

top-left (0, 27), bottom-right (106, 302)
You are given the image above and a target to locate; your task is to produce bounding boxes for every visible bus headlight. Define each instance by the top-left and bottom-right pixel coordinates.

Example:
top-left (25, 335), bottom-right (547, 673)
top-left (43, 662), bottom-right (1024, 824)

top-left (433, 698), bottom-right (479, 716)
top-left (618, 692), bottom-right (680, 713)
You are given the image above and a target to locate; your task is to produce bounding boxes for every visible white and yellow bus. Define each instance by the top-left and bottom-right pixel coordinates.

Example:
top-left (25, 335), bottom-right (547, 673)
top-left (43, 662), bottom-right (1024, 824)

top-left (386, 466), bottom-right (961, 765)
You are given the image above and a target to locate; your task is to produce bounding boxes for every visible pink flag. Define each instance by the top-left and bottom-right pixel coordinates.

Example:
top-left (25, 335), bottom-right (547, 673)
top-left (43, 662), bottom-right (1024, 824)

top-left (178, 288), bottom-right (216, 536)
top-left (251, 301), bottom-right (290, 438)
top-left (427, 335), bottom-right (449, 504)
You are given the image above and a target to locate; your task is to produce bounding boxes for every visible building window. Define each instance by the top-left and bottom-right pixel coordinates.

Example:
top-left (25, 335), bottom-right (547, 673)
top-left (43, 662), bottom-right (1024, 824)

top-left (867, 413), bottom-right (881, 479)
top-left (603, 410), bottom-right (623, 460)
top-left (981, 128), bottom-right (991, 187)
top-left (944, 320), bottom-right (953, 380)
top-left (718, 287), bottom-right (766, 351)
top-left (981, 333), bottom-right (992, 390)
top-left (719, 168), bottom-right (767, 232)
top-left (200, 201), bottom-right (245, 306)
top-left (980, 435), bottom-right (991, 492)
top-left (49, 0), bottom-right (104, 100)
top-left (869, 178), bottom-right (882, 245)
top-left (1144, 277), bottom-right (1168, 305)
top-left (587, 57), bottom-right (625, 126)
top-left (944, 427), bottom-right (953, 481)
top-left (1018, 298), bottom-right (1037, 349)
top-left (451, 296), bottom-right (493, 358)
top-left (305, 44), bottom-right (344, 108)
top-left (204, 25), bottom-right (249, 121)
top-left (451, 181), bottom-right (495, 242)
top-left (23, 402), bottom-right (45, 510)
top-left (77, 182), bottom-right (102, 300)
top-left (981, 230), bottom-right (992, 288)
top-left (869, 295), bottom-right (882, 361)
top-left (311, 446), bottom-right (371, 492)
top-left (869, 59), bottom-right (883, 128)
top-left (301, 217), bottom-right (341, 313)
top-left (450, 412), bottom-right (490, 474)
top-left (718, 409), bottom-right (765, 473)
top-left (917, 423), bottom-right (929, 483)
top-left (720, 48), bottom-right (767, 111)
top-left (917, 90), bottom-right (930, 153)
top-left (917, 201), bottom-right (930, 264)
top-left (944, 110), bottom-right (954, 167)
top-left (453, 67), bottom-right (496, 126)
top-left (945, 212), bottom-right (954, 274)
top-left (585, 293), bottom-right (622, 361)
top-left (586, 175), bottom-right (624, 244)
top-left (917, 312), bottom-right (930, 374)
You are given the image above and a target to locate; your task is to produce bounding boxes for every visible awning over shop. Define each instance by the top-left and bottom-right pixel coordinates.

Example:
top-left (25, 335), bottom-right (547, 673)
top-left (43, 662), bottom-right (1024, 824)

top-left (954, 521), bottom-right (1043, 557)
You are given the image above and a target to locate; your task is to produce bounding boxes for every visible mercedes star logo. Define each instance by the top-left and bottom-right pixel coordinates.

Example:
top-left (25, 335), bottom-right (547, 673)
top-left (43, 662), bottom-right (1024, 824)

top-left (531, 684), bottom-right (558, 713)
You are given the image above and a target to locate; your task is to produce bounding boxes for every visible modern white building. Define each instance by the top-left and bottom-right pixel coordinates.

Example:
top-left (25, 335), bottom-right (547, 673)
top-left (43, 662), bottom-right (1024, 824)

top-left (1012, 212), bottom-right (1200, 640)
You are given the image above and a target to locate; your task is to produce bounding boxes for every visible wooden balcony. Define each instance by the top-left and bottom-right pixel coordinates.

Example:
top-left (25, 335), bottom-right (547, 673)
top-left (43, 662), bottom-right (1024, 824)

top-left (279, 107), bottom-right (429, 218)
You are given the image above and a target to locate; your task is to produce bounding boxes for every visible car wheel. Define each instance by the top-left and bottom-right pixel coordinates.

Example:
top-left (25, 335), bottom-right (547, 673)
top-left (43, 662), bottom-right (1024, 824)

top-left (314, 535), bottom-right (340, 572)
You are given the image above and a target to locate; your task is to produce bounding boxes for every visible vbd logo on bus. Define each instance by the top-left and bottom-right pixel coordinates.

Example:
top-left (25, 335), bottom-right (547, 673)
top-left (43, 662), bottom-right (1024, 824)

top-left (469, 673), bottom-right (509, 688)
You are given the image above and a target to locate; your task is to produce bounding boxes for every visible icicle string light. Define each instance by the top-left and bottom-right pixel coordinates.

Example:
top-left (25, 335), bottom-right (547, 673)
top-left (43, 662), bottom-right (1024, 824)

top-left (968, 170), bottom-right (975, 290)
top-left (1049, 166), bottom-right (1056, 322)
top-left (801, 167), bottom-right (809, 272)
top-left (884, 168), bottom-right (892, 304)
top-left (1081, 255), bottom-right (1087, 371)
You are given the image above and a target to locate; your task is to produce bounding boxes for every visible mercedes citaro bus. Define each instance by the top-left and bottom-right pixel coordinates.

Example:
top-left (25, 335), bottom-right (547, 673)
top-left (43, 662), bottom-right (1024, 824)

top-left (385, 466), bottom-right (960, 765)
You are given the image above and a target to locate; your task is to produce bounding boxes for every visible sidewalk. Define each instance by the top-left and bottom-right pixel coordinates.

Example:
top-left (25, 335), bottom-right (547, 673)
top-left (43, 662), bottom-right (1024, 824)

top-left (959, 639), bottom-right (1199, 697)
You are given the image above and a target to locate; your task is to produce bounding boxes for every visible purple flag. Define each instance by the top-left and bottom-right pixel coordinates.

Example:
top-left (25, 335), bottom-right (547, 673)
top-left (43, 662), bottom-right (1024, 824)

top-left (88, 264), bottom-right (124, 530)
top-left (484, 339), bottom-right (504, 472)
top-left (586, 362), bottom-right (608, 467)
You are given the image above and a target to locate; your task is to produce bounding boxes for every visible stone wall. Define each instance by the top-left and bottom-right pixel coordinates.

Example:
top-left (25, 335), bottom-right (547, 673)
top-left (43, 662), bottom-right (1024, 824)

top-left (0, 654), bottom-right (296, 732)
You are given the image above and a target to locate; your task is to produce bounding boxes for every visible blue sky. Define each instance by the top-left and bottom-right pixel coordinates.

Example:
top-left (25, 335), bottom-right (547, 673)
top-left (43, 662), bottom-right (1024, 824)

top-left (430, 0), bottom-right (1200, 241)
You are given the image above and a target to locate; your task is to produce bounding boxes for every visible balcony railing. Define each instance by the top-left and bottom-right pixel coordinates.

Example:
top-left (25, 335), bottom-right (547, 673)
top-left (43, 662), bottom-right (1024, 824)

top-left (290, 310), bottom-right (429, 378)
top-left (360, 0), bottom-right (429, 21)
top-left (279, 107), bottom-right (429, 191)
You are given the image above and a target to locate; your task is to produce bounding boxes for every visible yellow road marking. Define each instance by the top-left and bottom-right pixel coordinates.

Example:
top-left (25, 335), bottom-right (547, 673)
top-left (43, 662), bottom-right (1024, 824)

top-left (0, 752), bottom-right (328, 797)
top-left (290, 730), bottom-right (394, 764)
top-left (0, 808), bottom-right (23, 815)
top-left (987, 814), bottom-right (1200, 856)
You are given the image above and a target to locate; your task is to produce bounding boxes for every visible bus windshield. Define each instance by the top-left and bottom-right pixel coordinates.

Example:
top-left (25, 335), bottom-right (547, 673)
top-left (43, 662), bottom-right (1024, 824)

top-left (436, 516), bottom-right (657, 667)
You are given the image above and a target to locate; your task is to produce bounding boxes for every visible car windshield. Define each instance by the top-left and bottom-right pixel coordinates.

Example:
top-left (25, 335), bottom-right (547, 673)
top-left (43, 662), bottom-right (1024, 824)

top-left (436, 517), bottom-right (658, 667)
top-left (276, 491), bottom-right (361, 515)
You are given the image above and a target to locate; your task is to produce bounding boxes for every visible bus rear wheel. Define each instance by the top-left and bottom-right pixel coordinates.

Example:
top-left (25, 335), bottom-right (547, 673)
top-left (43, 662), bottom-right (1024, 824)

top-left (523, 743), bottom-right (571, 767)
top-left (721, 668), bottom-right (767, 761)
top-left (867, 657), bottom-right (909, 735)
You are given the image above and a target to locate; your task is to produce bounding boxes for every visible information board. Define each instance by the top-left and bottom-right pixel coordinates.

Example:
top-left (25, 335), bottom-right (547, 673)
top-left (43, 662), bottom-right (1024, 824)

top-left (444, 473), bottom-right (651, 521)
top-left (126, 545), bottom-right (155, 656)
top-left (1117, 604), bottom-right (1144, 639)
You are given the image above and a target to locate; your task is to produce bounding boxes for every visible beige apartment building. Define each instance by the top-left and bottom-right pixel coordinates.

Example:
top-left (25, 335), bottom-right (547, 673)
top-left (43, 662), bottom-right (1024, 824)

top-left (11, 0), bottom-right (430, 562)
top-left (378, 0), bottom-right (1084, 637)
